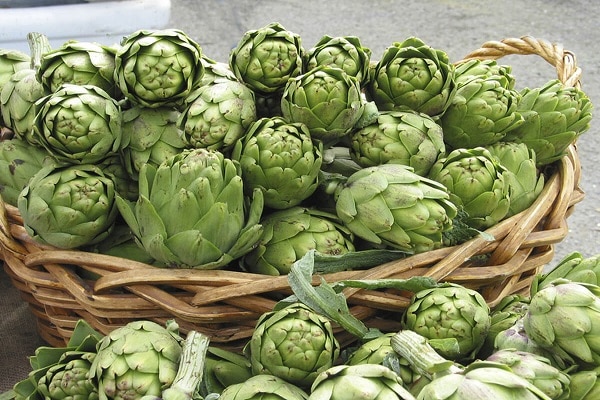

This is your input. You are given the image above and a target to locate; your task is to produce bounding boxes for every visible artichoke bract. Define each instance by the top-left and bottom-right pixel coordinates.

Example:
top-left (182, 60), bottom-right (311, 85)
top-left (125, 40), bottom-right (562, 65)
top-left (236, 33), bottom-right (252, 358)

top-left (367, 37), bottom-right (456, 118)
top-left (229, 22), bottom-right (304, 95)
top-left (304, 35), bottom-right (372, 87)
top-left (114, 28), bottom-right (205, 108)
top-left (567, 366), bottom-right (600, 400)
top-left (0, 136), bottom-right (57, 207)
top-left (309, 364), bottom-right (417, 400)
top-left (218, 374), bottom-right (309, 400)
top-left (178, 76), bottom-right (257, 152)
top-left (37, 40), bottom-right (121, 99)
top-left (245, 302), bottom-right (340, 389)
top-left (120, 105), bottom-right (189, 181)
top-left (349, 110), bottom-right (445, 177)
top-left (90, 320), bottom-right (183, 400)
top-left (17, 163), bottom-right (119, 249)
top-left (523, 279), bottom-right (600, 368)
top-left (485, 141), bottom-right (544, 217)
top-left (32, 83), bottom-right (123, 165)
top-left (231, 116), bottom-right (323, 210)
top-left (503, 78), bottom-right (593, 166)
top-left (440, 76), bottom-right (524, 149)
top-left (242, 206), bottom-right (355, 275)
top-left (281, 65), bottom-right (365, 145)
top-left (334, 163), bottom-right (457, 253)
top-left (402, 283), bottom-right (491, 361)
top-left (116, 147), bottom-right (264, 269)
top-left (428, 147), bottom-right (511, 230)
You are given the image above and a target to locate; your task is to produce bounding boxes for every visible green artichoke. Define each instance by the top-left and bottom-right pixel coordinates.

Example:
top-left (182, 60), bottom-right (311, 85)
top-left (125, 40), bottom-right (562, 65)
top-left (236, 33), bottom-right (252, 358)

top-left (229, 22), bottom-right (304, 95)
top-left (230, 116), bottom-right (323, 209)
top-left (120, 105), bottom-right (189, 180)
top-left (37, 351), bottom-right (99, 400)
top-left (114, 28), bottom-right (205, 108)
top-left (479, 293), bottom-right (530, 358)
top-left (349, 110), bottom-right (445, 177)
top-left (304, 35), bottom-right (372, 86)
top-left (0, 137), bottom-right (57, 206)
top-left (523, 279), bottom-right (600, 368)
top-left (503, 78), bottom-right (593, 166)
top-left (486, 349), bottom-right (570, 400)
top-left (116, 147), bottom-right (264, 269)
top-left (309, 364), bottom-right (417, 400)
top-left (241, 206), bottom-right (355, 275)
top-left (485, 141), bottom-right (544, 217)
top-left (245, 302), bottom-right (340, 389)
top-left (178, 76), bottom-right (257, 152)
top-left (218, 374), bottom-right (309, 400)
top-left (32, 83), bottom-right (123, 165)
top-left (18, 163), bottom-right (119, 249)
top-left (440, 76), bottom-right (524, 149)
top-left (402, 283), bottom-right (491, 361)
top-left (567, 366), bottom-right (600, 400)
top-left (199, 55), bottom-right (238, 86)
top-left (334, 163), bottom-right (457, 253)
top-left (90, 320), bottom-right (183, 400)
top-left (367, 37), bottom-right (456, 117)
top-left (534, 251), bottom-right (600, 293)
top-left (280, 65), bottom-right (366, 145)
top-left (37, 40), bottom-right (120, 99)
top-left (0, 48), bottom-right (31, 107)
top-left (453, 59), bottom-right (516, 90)
top-left (200, 347), bottom-right (253, 397)
top-left (428, 147), bottom-right (511, 230)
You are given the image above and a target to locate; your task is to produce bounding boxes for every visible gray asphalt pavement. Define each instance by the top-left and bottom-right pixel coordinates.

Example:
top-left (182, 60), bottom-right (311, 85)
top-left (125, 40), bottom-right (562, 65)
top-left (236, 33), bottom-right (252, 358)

top-left (1, 0), bottom-right (599, 392)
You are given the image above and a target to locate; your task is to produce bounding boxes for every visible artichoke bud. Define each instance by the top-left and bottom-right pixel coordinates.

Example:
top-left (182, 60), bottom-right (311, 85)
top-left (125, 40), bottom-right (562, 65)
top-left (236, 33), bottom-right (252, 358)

top-left (504, 78), bottom-right (593, 166)
top-left (454, 58), bottom-right (516, 89)
top-left (368, 36), bottom-right (457, 118)
top-left (534, 252), bottom-right (600, 294)
top-left (304, 34), bottom-right (372, 86)
top-left (229, 22), bottom-right (305, 95)
top-left (114, 28), bottom-right (205, 108)
top-left (281, 65), bottom-right (366, 146)
top-left (0, 48), bottom-right (31, 103)
top-left (218, 374), bottom-right (309, 400)
top-left (37, 351), bottom-right (99, 400)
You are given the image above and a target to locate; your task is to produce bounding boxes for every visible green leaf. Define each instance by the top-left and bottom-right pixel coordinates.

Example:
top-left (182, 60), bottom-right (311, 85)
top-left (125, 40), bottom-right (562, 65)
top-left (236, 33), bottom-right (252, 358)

top-left (331, 276), bottom-right (439, 292)
top-left (313, 249), bottom-right (409, 273)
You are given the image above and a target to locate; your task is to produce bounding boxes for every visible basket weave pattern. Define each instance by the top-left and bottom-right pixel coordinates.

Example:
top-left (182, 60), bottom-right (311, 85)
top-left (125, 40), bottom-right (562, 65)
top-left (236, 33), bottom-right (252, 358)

top-left (0, 36), bottom-right (586, 349)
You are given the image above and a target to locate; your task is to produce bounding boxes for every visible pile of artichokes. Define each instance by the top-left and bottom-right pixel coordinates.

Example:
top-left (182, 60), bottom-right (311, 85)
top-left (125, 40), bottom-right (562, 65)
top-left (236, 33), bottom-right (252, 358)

top-left (5, 250), bottom-right (600, 399)
top-left (0, 23), bottom-right (593, 271)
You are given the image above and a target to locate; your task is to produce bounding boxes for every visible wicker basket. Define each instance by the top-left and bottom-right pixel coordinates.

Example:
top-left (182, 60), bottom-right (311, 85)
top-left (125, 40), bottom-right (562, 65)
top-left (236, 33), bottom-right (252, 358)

top-left (0, 36), bottom-right (587, 350)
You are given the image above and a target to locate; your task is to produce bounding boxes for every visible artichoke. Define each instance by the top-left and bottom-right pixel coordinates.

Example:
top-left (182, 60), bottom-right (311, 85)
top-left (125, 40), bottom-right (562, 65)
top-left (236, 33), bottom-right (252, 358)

top-left (453, 59), bottom-right (516, 89)
top-left (90, 320), bottom-right (183, 400)
top-left (178, 76), bottom-right (257, 152)
top-left (218, 374), bottom-right (309, 400)
top-left (0, 48), bottom-right (30, 104)
top-left (503, 78), bottom-right (593, 166)
top-left (120, 105), bottom-right (189, 180)
top-left (523, 279), bottom-right (600, 368)
top-left (309, 364), bottom-right (417, 400)
top-left (241, 206), bottom-right (355, 275)
top-left (245, 302), bottom-right (340, 389)
top-left (32, 83), bottom-right (123, 165)
top-left (200, 347), bottom-right (253, 397)
top-left (367, 37), bottom-right (456, 117)
top-left (281, 65), bottom-right (366, 145)
top-left (229, 22), bottom-right (304, 95)
top-left (17, 163), bottom-right (119, 249)
top-left (230, 116), bottom-right (323, 209)
top-left (534, 251), bottom-right (600, 292)
top-left (116, 147), bottom-right (264, 269)
top-left (114, 28), bottom-right (205, 108)
top-left (304, 35), bottom-right (372, 86)
top-left (349, 110), bottom-right (445, 177)
top-left (479, 293), bottom-right (530, 358)
top-left (485, 141), bottom-right (544, 217)
top-left (440, 75), bottom-right (524, 149)
top-left (486, 349), bottom-right (570, 400)
top-left (199, 55), bottom-right (238, 86)
top-left (402, 283), bottom-right (491, 361)
top-left (334, 163), bottom-right (457, 253)
top-left (567, 366), bottom-right (600, 400)
top-left (0, 137), bottom-right (57, 206)
top-left (37, 351), bottom-right (99, 400)
top-left (37, 40), bottom-right (120, 99)
top-left (428, 146), bottom-right (511, 230)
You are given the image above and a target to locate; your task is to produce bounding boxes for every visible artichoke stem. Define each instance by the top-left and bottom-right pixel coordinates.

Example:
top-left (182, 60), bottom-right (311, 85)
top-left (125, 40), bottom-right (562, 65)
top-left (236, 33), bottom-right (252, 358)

top-left (26, 32), bottom-right (52, 72)
top-left (390, 330), bottom-right (460, 380)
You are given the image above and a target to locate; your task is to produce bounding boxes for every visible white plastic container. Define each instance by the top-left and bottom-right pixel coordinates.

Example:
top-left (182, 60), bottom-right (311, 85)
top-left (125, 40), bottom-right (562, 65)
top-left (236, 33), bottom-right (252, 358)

top-left (0, 0), bottom-right (172, 53)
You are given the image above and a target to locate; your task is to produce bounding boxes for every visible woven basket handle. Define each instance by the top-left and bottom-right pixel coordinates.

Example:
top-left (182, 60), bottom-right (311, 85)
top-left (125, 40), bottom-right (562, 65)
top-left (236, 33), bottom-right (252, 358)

top-left (459, 36), bottom-right (582, 89)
